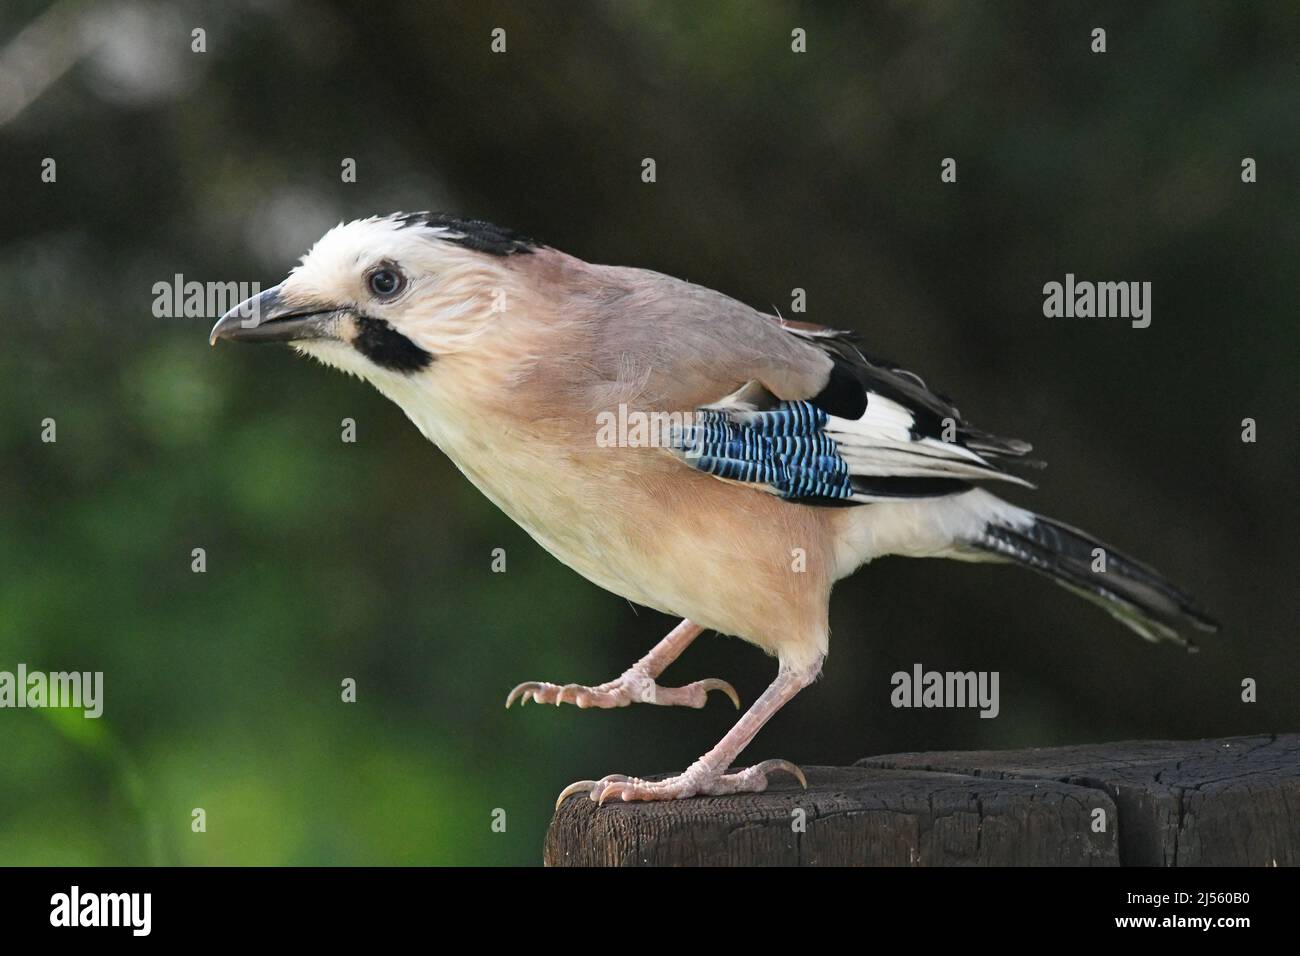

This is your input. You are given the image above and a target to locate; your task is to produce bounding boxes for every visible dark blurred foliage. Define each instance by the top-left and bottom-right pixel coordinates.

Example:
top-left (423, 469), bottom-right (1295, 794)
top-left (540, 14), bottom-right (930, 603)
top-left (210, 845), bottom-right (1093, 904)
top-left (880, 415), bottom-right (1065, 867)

top-left (0, 1), bottom-right (1297, 865)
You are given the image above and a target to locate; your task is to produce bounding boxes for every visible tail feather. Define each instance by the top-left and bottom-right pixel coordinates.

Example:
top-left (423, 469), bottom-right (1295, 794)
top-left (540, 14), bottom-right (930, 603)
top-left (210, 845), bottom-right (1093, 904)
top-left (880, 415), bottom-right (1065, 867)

top-left (972, 512), bottom-right (1219, 651)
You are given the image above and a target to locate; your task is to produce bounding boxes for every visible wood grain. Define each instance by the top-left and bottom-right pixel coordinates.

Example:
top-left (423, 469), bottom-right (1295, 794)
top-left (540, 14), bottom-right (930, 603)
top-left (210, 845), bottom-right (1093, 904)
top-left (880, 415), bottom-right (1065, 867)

top-left (545, 735), bottom-right (1299, 866)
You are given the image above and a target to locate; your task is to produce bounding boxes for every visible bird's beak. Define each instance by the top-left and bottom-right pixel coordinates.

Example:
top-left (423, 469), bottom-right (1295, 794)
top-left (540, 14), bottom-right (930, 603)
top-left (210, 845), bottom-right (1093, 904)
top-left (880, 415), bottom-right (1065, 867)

top-left (209, 285), bottom-right (344, 346)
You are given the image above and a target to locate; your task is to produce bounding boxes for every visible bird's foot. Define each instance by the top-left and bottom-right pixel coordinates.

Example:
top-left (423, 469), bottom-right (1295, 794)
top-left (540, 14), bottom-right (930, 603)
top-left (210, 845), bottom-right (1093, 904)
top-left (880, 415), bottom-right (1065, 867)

top-left (506, 670), bottom-right (739, 710)
top-left (555, 759), bottom-right (806, 807)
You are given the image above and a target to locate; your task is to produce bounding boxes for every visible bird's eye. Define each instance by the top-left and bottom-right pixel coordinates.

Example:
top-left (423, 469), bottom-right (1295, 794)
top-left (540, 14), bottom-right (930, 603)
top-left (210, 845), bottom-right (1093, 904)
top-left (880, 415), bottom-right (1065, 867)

top-left (367, 268), bottom-right (404, 298)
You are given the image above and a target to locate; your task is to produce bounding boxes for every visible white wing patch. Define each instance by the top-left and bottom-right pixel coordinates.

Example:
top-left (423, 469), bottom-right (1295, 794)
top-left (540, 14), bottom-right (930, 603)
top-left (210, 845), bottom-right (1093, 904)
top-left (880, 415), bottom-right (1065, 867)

top-left (827, 393), bottom-right (1034, 493)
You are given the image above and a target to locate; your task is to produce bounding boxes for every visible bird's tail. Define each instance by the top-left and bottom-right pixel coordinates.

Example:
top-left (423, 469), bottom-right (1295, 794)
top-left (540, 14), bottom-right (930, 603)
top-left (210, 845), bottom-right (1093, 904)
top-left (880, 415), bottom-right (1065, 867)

top-left (965, 504), bottom-right (1220, 651)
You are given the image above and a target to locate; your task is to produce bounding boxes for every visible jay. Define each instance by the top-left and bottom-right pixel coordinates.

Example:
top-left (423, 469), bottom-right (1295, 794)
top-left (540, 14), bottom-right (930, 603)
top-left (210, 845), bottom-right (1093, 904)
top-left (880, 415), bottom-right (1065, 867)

top-left (210, 213), bottom-right (1218, 804)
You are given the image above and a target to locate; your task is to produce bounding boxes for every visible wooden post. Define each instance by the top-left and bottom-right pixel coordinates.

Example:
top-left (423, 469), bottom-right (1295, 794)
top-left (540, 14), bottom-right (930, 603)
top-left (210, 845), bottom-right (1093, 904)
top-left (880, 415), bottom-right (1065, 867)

top-left (545, 734), bottom-right (1298, 866)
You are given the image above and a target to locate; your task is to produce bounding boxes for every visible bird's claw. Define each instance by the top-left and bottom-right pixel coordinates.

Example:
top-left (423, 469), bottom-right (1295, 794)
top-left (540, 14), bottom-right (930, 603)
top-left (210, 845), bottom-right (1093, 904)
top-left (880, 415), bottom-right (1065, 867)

top-left (506, 674), bottom-right (739, 710)
top-left (555, 774), bottom-right (629, 810)
top-left (691, 678), bottom-right (742, 709)
top-left (507, 680), bottom-right (624, 709)
top-left (555, 759), bottom-right (806, 806)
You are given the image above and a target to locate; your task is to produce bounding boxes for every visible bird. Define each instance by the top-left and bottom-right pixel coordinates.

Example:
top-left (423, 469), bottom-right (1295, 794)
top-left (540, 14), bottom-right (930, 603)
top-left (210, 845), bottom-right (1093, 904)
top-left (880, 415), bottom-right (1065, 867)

top-left (209, 212), bottom-right (1219, 805)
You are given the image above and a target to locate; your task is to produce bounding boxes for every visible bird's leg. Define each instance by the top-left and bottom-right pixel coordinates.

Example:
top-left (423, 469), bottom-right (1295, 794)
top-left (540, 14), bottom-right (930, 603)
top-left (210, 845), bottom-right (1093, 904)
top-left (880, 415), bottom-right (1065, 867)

top-left (506, 618), bottom-right (739, 710)
top-left (556, 657), bottom-right (819, 805)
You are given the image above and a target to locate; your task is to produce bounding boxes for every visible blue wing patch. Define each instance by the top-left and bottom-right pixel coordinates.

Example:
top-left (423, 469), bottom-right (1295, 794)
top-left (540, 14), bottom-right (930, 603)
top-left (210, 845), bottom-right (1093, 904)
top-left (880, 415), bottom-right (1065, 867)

top-left (671, 401), bottom-right (855, 502)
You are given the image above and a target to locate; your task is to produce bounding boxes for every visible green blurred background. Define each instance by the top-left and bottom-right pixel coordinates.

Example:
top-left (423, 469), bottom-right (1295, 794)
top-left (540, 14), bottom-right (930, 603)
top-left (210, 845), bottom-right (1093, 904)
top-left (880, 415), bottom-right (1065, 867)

top-left (1, 1), bottom-right (1297, 865)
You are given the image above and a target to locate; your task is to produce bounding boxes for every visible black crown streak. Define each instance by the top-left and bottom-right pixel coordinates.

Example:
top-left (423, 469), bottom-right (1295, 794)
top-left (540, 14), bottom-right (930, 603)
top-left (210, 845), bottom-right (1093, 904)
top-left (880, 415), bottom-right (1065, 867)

top-left (353, 316), bottom-right (434, 374)
top-left (393, 212), bottom-right (537, 256)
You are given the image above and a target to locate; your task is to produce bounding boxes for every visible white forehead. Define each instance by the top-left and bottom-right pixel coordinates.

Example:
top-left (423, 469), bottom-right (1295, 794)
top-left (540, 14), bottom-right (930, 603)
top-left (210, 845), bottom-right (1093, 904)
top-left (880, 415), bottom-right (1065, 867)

top-left (289, 216), bottom-right (461, 289)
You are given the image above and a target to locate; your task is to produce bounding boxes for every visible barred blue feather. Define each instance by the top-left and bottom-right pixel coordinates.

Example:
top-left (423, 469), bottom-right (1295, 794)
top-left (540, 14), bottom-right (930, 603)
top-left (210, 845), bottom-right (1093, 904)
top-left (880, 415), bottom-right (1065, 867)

top-left (672, 401), bottom-right (854, 501)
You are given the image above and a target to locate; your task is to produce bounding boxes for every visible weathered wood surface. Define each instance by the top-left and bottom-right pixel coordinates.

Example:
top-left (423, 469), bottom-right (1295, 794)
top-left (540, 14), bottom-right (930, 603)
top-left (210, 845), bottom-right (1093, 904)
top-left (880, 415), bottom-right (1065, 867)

top-left (545, 734), bottom-right (1299, 866)
top-left (862, 734), bottom-right (1299, 866)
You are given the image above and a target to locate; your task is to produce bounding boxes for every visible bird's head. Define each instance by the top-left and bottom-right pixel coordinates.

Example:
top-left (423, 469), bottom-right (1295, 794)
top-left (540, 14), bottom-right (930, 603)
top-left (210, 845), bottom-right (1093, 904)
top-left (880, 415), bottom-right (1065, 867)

top-left (209, 212), bottom-right (539, 383)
